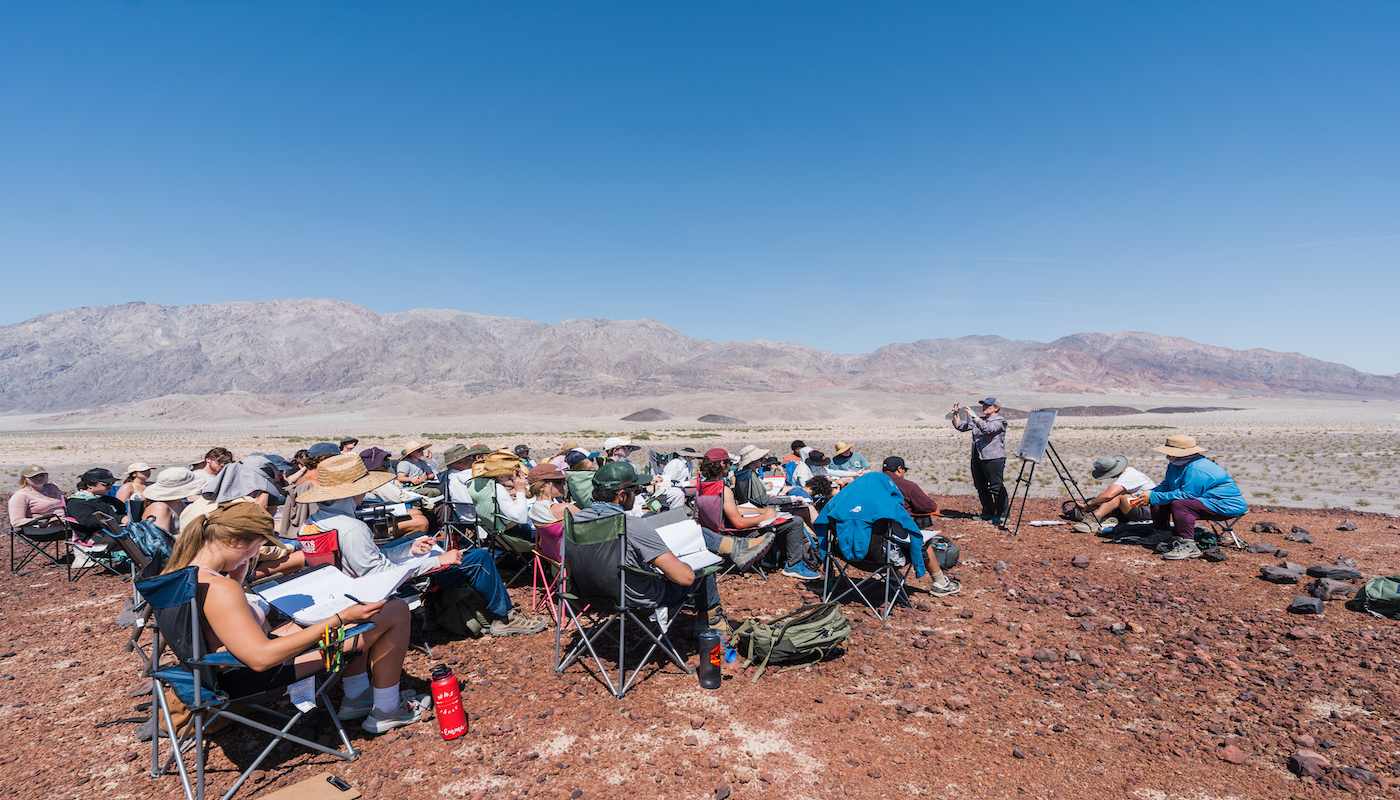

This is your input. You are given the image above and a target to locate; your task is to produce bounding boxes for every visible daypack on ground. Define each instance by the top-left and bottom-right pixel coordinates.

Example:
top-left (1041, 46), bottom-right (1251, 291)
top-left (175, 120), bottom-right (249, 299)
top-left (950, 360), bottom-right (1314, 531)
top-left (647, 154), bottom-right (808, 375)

top-left (732, 602), bottom-right (851, 682)
top-left (1361, 575), bottom-right (1400, 619)
top-left (433, 582), bottom-right (491, 638)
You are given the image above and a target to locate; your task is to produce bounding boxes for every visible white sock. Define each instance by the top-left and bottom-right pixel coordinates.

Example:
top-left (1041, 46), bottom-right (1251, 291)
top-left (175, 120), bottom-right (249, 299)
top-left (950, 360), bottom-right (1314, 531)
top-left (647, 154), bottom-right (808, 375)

top-left (373, 684), bottom-right (402, 715)
top-left (342, 672), bottom-right (370, 698)
top-left (932, 574), bottom-right (950, 587)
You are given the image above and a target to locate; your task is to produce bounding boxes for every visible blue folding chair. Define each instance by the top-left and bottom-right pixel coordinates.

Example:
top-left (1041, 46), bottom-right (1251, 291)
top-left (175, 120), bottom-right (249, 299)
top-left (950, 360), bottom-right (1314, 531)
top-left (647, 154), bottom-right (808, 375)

top-left (137, 567), bottom-right (373, 800)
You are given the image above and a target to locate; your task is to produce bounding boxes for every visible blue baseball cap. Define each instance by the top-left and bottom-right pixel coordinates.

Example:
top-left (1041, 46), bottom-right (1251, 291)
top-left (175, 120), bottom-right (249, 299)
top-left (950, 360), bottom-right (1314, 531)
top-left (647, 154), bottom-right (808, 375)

top-left (979, 397), bottom-right (999, 407)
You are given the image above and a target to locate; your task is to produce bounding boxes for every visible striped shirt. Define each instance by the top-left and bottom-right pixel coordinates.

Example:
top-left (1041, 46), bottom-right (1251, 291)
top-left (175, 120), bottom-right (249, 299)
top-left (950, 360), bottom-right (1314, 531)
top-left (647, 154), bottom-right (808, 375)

top-left (954, 412), bottom-right (1008, 460)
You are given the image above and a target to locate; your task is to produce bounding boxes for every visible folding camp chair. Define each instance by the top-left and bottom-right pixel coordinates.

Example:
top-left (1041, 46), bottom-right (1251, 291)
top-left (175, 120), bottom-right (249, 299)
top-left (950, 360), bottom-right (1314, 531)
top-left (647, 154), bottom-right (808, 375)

top-left (553, 510), bottom-right (708, 698)
top-left (464, 476), bottom-right (534, 585)
top-left (563, 470), bottom-right (595, 510)
top-left (10, 512), bottom-right (125, 582)
top-left (695, 481), bottom-right (773, 581)
top-left (820, 518), bottom-right (916, 621)
top-left (137, 566), bottom-right (373, 800)
top-left (100, 517), bottom-right (177, 667)
top-left (436, 474), bottom-right (478, 552)
top-left (1206, 515), bottom-right (1247, 549)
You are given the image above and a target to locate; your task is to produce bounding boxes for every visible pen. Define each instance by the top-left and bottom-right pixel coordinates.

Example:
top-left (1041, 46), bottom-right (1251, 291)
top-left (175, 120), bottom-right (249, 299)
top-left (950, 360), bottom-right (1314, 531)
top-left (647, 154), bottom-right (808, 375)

top-left (344, 594), bottom-right (367, 605)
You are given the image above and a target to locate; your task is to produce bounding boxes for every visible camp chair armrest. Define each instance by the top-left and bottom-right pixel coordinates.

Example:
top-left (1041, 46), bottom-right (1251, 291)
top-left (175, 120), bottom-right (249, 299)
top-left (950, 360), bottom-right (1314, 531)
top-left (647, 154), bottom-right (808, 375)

top-left (189, 651), bottom-right (247, 668)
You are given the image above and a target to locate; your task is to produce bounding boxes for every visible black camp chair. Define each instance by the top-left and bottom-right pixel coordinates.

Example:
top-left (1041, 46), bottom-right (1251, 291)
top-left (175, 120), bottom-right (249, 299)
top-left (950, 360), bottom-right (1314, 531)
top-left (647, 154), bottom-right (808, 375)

top-left (137, 567), bottom-right (372, 800)
top-left (819, 519), bottom-right (916, 621)
top-left (553, 510), bottom-right (711, 698)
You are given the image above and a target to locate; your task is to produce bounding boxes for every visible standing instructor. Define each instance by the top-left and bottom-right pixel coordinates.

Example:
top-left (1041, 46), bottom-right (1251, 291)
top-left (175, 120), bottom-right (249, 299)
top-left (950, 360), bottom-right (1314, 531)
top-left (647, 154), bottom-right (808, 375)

top-left (952, 397), bottom-right (1009, 526)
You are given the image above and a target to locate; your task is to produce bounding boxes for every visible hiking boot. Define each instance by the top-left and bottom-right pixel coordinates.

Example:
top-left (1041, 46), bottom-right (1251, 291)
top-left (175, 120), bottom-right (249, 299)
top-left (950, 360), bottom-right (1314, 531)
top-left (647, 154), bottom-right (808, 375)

top-left (728, 532), bottom-right (776, 571)
top-left (780, 562), bottom-right (821, 580)
top-left (1161, 539), bottom-right (1202, 561)
top-left (1072, 518), bottom-right (1101, 534)
top-left (360, 695), bottom-right (430, 735)
top-left (926, 577), bottom-right (961, 597)
top-left (489, 607), bottom-right (548, 637)
top-left (706, 608), bottom-right (734, 636)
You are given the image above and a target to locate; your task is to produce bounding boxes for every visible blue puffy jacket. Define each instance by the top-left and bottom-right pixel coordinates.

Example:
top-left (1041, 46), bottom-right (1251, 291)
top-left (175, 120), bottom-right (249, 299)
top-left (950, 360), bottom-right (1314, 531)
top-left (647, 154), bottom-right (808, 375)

top-left (814, 472), bottom-right (927, 578)
top-left (1149, 457), bottom-right (1248, 517)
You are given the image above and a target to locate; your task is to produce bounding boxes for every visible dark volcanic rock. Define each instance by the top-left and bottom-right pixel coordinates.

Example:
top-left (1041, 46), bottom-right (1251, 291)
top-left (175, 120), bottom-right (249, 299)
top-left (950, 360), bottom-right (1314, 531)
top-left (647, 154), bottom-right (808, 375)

top-left (1306, 565), bottom-right (1363, 581)
top-left (1071, 555), bottom-right (1090, 569)
top-left (1291, 525), bottom-right (1311, 535)
top-left (1202, 547), bottom-right (1228, 562)
top-left (1337, 519), bottom-right (1359, 531)
top-left (1289, 749), bottom-right (1331, 778)
top-left (621, 408), bottom-right (673, 422)
top-left (1252, 521), bottom-right (1284, 535)
top-left (1287, 597), bottom-right (1325, 615)
top-left (697, 414), bottom-right (746, 425)
top-left (1285, 531), bottom-right (1315, 544)
top-left (1260, 565), bottom-right (1304, 584)
top-left (1334, 555), bottom-right (1359, 569)
top-left (1245, 542), bottom-right (1273, 554)
top-left (1309, 578), bottom-right (1358, 601)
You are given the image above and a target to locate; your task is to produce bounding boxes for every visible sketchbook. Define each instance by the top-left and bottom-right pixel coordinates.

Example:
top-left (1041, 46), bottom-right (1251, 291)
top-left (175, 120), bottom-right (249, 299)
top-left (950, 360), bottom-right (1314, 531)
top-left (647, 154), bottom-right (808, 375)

top-left (255, 563), bottom-right (419, 626)
top-left (653, 520), bottom-right (723, 570)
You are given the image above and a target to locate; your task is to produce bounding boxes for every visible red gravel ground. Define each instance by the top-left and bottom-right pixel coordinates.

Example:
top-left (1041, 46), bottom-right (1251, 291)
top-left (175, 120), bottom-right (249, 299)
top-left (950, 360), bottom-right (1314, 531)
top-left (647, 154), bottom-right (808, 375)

top-left (4, 497), bottom-right (1400, 800)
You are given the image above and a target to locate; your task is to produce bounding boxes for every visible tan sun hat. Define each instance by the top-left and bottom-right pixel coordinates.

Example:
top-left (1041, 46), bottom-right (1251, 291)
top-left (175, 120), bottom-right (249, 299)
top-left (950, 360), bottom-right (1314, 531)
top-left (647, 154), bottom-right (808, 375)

top-left (1153, 435), bottom-right (1207, 458)
top-left (398, 440), bottom-right (429, 459)
top-left (833, 441), bottom-right (854, 456)
top-left (297, 454), bottom-right (394, 503)
top-left (124, 462), bottom-right (155, 477)
top-left (144, 467), bottom-right (209, 501)
top-left (19, 465), bottom-right (48, 479)
top-left (736, 445), bottom-right (770, 469)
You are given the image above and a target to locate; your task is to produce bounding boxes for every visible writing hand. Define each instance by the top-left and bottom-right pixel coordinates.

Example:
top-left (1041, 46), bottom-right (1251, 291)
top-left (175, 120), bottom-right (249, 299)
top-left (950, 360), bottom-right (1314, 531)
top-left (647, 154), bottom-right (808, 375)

top-left (340, 600), bottom-right (386, 623)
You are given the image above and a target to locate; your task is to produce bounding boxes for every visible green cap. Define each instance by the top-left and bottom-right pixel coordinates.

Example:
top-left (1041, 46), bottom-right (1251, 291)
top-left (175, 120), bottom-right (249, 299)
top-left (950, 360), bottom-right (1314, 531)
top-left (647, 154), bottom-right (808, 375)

top-left (594, 460), bottom-right (645, 491)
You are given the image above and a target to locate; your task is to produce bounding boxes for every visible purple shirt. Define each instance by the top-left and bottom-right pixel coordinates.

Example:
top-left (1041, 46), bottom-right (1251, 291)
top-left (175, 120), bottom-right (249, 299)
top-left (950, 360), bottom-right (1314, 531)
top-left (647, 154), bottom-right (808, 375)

top-left (954, 412), bottom-right (1008, 460)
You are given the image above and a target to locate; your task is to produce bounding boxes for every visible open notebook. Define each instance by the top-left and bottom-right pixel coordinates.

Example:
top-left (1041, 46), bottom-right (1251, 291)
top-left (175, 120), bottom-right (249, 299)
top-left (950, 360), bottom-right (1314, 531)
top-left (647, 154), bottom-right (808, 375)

top-left (255, 563), bottom-right (419, 626)
top-left (653, 520), bottom-right (723, 570)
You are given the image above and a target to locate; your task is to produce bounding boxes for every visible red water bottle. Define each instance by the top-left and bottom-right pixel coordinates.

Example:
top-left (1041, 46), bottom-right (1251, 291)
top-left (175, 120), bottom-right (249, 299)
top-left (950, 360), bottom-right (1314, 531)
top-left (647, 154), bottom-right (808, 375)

top-left (430, 665), bottom-right (468, 740)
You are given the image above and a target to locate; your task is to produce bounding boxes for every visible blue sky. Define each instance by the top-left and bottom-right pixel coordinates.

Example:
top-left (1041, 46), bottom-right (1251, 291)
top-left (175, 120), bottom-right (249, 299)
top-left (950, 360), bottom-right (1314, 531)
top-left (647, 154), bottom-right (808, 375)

top-left (3, 2), bottom-right (1398, 373)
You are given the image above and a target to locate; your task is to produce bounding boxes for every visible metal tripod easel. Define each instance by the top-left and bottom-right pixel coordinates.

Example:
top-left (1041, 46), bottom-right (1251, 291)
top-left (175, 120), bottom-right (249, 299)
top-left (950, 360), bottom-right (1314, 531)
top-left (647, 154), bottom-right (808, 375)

top-left (1008, 440), bottom-right (1093, 535)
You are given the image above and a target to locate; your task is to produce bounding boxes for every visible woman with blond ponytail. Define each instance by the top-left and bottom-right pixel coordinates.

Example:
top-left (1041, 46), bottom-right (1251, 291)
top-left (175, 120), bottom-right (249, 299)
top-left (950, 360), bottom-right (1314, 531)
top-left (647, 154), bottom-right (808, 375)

top-left (163, 502), bottom-right (429, 735)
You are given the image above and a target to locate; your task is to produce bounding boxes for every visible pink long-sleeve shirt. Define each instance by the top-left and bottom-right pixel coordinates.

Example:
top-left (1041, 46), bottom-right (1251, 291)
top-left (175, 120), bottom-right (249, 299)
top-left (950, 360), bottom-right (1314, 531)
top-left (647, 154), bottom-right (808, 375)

top-left (8, 485), bottom-right (67, 527)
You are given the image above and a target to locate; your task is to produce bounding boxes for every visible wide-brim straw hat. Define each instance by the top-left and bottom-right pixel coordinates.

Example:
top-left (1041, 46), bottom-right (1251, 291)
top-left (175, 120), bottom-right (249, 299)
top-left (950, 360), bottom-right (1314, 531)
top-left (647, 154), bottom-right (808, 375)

top-left (1092, 456), bottom-right (1128, 480)
top-left (1153, 435), bottom-right (1207, 458)
top-left (833, 441), bottom-right (853, 456)
top-left (297, 454), bottom-right (394, 504)
top-left (399, 440), bottom-right (430, 459)
top-left (144, 467), bottom-right (210, 501)
top-left (737, 445), bottom-right (769, 469)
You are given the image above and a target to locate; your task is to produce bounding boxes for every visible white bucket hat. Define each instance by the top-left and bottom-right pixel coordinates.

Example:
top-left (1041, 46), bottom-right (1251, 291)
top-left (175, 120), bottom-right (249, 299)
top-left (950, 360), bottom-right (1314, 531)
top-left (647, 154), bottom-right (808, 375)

top-left (144, 467), bottom-right (210, 501)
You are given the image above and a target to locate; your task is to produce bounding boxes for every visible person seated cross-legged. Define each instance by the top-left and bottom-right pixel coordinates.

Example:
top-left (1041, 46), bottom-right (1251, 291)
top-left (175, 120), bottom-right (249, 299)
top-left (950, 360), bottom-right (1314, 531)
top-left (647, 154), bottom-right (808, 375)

top-left (697, 449), bottom-right (819, 580)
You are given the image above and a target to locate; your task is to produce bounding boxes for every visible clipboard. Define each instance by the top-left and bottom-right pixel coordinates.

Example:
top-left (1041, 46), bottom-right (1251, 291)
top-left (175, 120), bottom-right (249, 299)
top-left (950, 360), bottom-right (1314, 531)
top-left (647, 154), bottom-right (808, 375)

top-left (254, 773), bottom-right (361, 800)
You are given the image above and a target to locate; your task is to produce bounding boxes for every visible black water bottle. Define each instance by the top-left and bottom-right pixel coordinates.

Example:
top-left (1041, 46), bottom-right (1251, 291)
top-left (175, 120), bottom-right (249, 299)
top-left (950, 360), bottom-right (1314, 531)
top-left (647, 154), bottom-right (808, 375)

top-left (697, 628), bottom-right (723, 689)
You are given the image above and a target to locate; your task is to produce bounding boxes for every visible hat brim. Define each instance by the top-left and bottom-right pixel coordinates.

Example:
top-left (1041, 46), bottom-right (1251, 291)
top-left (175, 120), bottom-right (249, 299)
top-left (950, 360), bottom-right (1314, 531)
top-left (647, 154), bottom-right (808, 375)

top-left (144, 477), bottom-right (210, 502)
top-left (1092, 457), bottom-right (1128, 480)
top-left (1153, 445), bottom-right (1206, 457)
top-left (296, 470), bottom-right (395, 504)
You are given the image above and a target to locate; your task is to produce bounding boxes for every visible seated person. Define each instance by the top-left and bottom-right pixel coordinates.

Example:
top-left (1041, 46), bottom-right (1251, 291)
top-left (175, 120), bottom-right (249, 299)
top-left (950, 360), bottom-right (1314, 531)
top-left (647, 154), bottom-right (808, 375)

top-left (65, 468), bottom-right (127, 540)
top-left (8, 465), bottom-right (67, 528)
top-left (783, 446), bottom-right (815, 492)
top-left (805, 476), bottom-right (835, 512)
top-left (526, 463), bottom-right (580, 562)
top-left (570, 462), bottom-right (734, 633)
top-left (192, 447), bottom-right (234, 479)
top-left (565, 449), bottom-right (598, 471)
top-left (339, 437), bottom-right (359, 454)
top-left (116, 462), bottom-right (155, 503)
top-left (547, 439), bottom-right (581, 471)
top-left (881, 457), bottom-right (939, 524)
top-left (602, 437), bottom-right (637, 463)
top-left (141, 467), bottom-right (209, 535)
top-left (514, 444), bottom-right (536, 471)
top-left (697, 449), bottom-right (819, 580)
top-left (185, 456), bottom-right (305, 577)
top-left (294, 442), bottom-right (343, 486)
top-left (829, 441), bottom-right (872, 475)
top-left (487, 458), bottom-right (532, 530)
top-left (361, 448), bottom-right (434, 537)
top-left (301, 454), bottom-right (546, 637)
top-left (1146, 436), bottom-right (1247, 561)
top-left (394, 441), bottom-right (439, 496)
top-left (659, 447), bottom-right (701, 503)
top-left (162, 501), bottom-right (427, 734)
top-left (285, 449), bottom-right (312, 485)
top-left (817, 471), bottom-right (961, 596)
top-left (1072, 455), bottom-right (1155, 532)
top-left (782, 440), bottom-right (805, 466)
top-left (441, 443), bottom-right (492, 505)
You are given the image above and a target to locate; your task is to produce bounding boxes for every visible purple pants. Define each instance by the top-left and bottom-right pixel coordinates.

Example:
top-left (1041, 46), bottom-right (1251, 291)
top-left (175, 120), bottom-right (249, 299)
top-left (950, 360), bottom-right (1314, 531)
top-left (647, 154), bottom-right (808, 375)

top-left (1151, 499), bottom-right (1230, 540)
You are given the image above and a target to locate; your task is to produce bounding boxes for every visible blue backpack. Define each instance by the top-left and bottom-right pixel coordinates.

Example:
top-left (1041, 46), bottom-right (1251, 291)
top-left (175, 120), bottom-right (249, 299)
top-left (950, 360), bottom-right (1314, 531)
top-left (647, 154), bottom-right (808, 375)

top-left (123, 519), bottom-right (176, 573)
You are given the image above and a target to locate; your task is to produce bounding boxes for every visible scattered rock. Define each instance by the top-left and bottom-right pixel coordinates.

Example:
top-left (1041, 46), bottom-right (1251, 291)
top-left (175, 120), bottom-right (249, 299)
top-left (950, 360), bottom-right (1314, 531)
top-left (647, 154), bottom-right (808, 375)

top-left (1288, 597), bottom-right (1325, 615)
top-left (1245, 542), bottom-right (1273, 554)
top-left (958, 609), bottom-right (975, 619)
top-left (1260, 565), bottom-right (1304, 584)
top-left (621, 408), bottom-right (673, 422)
top-left (1334, 555), bottom-right (1359, 569)
top-left (1201, 547), bottom-right (1228, 562)
top-left (1110, 623), bottom-right (1127, 635)
top-left (945, 695), bottom-right (971, 709)
top-left (1291, 525), bottom-right (1311, 535)
top-left (994, 561), bottom-right (1009, 572)
top-left (1285, 531), bottom-right (1315, 544)
top-left (1337, 519), bottom-right (1359, 532)
top-left (1289, 749), bottom-right (1332, 779)
top-left (1339, 767), bottom-right (1378, 784)
top-left (1252, 521), bottom-right (1283, 535)
top-left (696, 414), bottom-right (746, 425)
top-left (1274, 549), bottom-right (1289, 558)
top-left (1307, 565), bottom-right (1363, 581)
top-left (684, 735), bottom-right (698, 747)
top-left (1012, 747), bottom-right (1026, 759)
top-left (1216, 744), bottom-right (1247, 764)
top-left (1309, 578), bottom-right (1358, 601)
top-left (1032, 649), bottom-right (1060, 663)
top-left (1071, 555), bottom-right (1090, 569)
top-left (690, 717), bottom-right (705, 729)
top-left (715, 782), bottom-right (732, 800)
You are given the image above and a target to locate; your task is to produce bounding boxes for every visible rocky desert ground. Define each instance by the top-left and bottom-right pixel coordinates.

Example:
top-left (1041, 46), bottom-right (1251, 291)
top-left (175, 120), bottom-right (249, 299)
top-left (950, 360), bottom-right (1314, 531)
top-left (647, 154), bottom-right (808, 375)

top-left (1, 395), bottom-right (1399, 800)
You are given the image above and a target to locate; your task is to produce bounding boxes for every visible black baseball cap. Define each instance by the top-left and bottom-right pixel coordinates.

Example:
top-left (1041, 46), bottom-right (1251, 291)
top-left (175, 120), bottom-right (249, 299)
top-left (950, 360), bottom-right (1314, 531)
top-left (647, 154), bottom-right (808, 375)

top-left (882, 456), bottom-right (905, 472)
top-left (81, 467), bottom-right (117, 484)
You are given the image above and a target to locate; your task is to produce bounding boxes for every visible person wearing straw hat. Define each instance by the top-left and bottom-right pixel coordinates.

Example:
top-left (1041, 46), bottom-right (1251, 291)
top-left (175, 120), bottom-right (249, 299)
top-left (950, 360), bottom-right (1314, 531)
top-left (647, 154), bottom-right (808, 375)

top-left (951, 397), bottom-right (1010, 526)
top-left (302, 454), bottom-right (547, 638)
top-left (829, 441), bottom-right (871, 476)
top-left (394, 441), bottom-right (437, 491)
top-left (1070, 456), bottom-right (1156, 533)
top-left (115, 462), bottom-right (156, 503)
top-left (1143, 435), bottom-right (1247, 561)
top-left (547, 439), bottom-right (582, 471)
top-left (160, 501), bottom-right (429, 735)
top-left (141, 467), bottom-right (210, 534)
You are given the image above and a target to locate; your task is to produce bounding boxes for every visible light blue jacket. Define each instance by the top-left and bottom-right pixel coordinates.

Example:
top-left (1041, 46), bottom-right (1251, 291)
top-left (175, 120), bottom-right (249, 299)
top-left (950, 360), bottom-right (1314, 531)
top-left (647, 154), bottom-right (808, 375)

top-left (830, 452), bottom-right (870, 474)
top-left (1149, 457), bottom-right (1247, 517)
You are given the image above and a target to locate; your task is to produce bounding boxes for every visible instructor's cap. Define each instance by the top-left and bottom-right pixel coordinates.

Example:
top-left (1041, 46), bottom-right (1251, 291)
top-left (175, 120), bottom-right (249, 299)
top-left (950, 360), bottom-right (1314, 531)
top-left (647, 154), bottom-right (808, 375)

top-left (979, 397), bottom-right (999, 407)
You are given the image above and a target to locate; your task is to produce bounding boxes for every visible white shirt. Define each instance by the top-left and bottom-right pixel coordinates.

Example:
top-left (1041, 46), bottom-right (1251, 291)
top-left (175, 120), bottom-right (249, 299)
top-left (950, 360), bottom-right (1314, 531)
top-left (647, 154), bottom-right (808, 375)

top-left (496, 482), bottom-right (530, 525)
top-left (661, 457), bottom-right (693, 488)
top-left (529, 498), bottom-right (561, 526)
top-left (1111, 466), bottom-right (1154, 495)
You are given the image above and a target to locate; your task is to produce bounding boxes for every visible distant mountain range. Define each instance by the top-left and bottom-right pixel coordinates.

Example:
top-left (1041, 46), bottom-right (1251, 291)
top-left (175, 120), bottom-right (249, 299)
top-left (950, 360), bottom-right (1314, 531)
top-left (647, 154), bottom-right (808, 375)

top-left (1, 299), bottom-right (1396, 415)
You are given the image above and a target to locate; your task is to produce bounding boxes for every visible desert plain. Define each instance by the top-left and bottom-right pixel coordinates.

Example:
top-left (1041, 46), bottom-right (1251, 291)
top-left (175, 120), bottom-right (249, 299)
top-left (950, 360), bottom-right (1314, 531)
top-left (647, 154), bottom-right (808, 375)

top-left (2, 391), bottom-right (1400, 800)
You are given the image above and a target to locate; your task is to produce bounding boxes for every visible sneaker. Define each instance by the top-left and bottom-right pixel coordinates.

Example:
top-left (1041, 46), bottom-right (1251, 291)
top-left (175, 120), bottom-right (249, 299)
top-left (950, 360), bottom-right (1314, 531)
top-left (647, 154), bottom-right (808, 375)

top-left (780, 563), bottom-right (821, 580)
top-left (926, 577), bottom-right (961, 597)
top-left (728, 532), bottom-right (776, 571)
top-left (360, 695), bottom-right (430, 735)
top-left (1072, 518), bottom-right (1102, 534)
top-left (1161, 539), bottom-right (1202, 561)
top-left (336, 689), bottom-right (374, 720)
top-left (489, 607), bottom-right (548, 637)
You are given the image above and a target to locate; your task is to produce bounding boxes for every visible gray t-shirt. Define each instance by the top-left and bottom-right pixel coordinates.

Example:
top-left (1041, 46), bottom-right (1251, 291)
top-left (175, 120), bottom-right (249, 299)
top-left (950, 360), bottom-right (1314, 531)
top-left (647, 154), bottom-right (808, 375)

top-left (396, 458), bottom-right (430, 481)
top-left (570, 502), bottom-right (673, 606)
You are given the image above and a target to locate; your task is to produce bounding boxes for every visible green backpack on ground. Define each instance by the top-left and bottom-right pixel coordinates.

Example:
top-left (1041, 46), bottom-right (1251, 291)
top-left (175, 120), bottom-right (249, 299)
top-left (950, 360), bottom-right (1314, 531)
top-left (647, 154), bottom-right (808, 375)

top-left (432, 582), bottom-right (491, 638)
top-left (732, 602), bottom-right (851, 682)
top-left (1361, 575), bottom-right (1400, 619)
